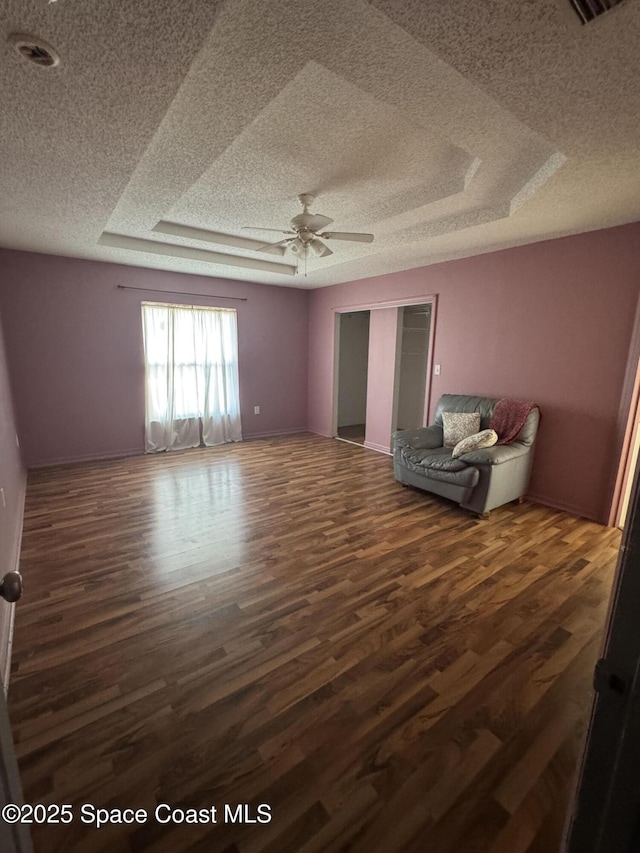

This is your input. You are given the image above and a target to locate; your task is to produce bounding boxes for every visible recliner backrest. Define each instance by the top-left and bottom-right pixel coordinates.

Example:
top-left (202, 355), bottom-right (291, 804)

top-left (434, 395), bottom-right (498, 431)
top-left (433, 394), bottom-right (539, 445)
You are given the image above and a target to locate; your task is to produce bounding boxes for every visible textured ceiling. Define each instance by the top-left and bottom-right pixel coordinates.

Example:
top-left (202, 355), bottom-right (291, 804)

top-left (1, 0), bottom-right (639, 288)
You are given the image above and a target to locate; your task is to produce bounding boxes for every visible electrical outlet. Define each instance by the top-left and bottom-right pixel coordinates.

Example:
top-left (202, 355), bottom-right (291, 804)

top-left (0, 488), bottom-right (5, 509)
top-left (254, 406), bottom-right (260, 415)
top-left (434, 364), bottom-right (441, 375)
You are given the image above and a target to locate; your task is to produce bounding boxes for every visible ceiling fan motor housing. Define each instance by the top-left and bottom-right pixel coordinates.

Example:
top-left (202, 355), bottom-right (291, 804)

top-left (290, 213), bottom-right (316, 231)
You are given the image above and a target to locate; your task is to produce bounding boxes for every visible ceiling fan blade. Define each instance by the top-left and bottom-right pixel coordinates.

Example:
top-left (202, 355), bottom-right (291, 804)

top-left (242, 227), bottom-right (294, 235)
top-left (320, 231), bottom-right (374, 243)
top-left (306, 214), bottom-right (333, 231)
top-left (309, 238), bottom-right (333, 258)
top-left (254, 237), bottom-right (296, 254)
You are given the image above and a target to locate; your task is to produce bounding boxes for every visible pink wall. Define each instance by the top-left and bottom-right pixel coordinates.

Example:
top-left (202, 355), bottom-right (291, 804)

top-left (308, 222), bottom-right (640, 523)
top-left (364, 308), bottom-right (399, 453)
top-left (0, 250), bottom-right (309, 466)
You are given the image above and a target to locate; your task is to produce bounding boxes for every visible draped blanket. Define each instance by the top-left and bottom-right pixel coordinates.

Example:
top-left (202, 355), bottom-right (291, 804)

top-left (489, 399), bottom-right (537, 445)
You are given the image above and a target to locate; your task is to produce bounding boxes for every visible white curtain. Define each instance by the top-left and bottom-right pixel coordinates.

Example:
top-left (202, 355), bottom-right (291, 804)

top-left (142, 303), bottom-right (243, 452)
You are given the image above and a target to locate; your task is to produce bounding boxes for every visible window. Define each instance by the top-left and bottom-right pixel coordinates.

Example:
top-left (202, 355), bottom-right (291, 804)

top-left (141, 302), bottom-right (242, 452)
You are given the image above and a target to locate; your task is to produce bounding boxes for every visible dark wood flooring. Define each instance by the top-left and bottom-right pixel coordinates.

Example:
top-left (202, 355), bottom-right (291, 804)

top-left (8, 433), bottom-right (620, 852)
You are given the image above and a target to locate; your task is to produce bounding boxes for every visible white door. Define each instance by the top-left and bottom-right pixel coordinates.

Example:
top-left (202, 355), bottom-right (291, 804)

top-left (565, 454), bottom-right (640, 851)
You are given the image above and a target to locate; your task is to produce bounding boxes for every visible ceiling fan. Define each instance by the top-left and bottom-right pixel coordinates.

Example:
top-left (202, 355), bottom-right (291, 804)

top-left (242, 194), bottom-right (374, 261)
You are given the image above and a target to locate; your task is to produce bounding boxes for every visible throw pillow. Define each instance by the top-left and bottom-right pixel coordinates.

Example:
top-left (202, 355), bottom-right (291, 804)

top-left (441, 412), bottom-right (481, 448)
top-left (451, 428), bottom-right (498, 459)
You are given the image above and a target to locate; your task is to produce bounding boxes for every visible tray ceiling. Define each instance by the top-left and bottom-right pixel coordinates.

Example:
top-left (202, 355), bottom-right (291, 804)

top-left (1, 0), bottom-right (639, 288)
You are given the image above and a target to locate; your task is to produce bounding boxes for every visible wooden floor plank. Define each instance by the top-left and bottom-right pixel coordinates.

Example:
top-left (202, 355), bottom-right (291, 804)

top-left (8, 433), bottom-right (619, 852)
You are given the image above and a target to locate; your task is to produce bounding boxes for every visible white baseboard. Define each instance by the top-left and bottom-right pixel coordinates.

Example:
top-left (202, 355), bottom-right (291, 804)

top-left (243, 428), bottom-right (308, 440)
top-left (363, 441), bottom-right (393, 455)
top-left (307, 429), bottom-right (392, 456)
top-left (28, 447), bottom-right (143, 468)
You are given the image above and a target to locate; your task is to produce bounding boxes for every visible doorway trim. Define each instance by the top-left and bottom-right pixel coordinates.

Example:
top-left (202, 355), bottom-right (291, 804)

top-left (610, 356), bottom-right (640, 527)
top-left (331, 294), bottom-right (437, 445)
top-left (609, 292), bottom-right (640, 527)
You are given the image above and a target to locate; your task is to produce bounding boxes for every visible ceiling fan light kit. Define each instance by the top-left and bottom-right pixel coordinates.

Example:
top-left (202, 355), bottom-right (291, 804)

top-left (242, 194), bottom-right (374, 271)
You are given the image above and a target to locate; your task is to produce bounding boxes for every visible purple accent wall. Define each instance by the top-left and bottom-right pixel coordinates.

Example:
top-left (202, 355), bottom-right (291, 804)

top-left (308, 222), bottom-right (640, 523)
top-left (0, 251), bottom-right (309, 466)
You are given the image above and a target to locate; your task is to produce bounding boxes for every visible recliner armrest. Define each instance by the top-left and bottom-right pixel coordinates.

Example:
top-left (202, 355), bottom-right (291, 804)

top-left (392, 425), bottom-right (444, 451)
top-left (459, 442), bottom-right (529, 465)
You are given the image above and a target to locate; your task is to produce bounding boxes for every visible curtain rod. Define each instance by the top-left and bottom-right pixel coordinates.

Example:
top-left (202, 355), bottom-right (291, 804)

top-left (117, 285), bottom-right (247, 302)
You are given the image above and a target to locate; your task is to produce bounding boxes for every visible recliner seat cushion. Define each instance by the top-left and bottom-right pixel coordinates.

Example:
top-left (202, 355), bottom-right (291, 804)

top-left (401, 446), bottom-right (467, 472)
top-left (399, 446), bottom-right (480, 488)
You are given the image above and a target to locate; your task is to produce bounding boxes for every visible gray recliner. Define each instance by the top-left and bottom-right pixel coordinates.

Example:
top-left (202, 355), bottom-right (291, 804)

top-left (392, 394), bottom-right (540, 517)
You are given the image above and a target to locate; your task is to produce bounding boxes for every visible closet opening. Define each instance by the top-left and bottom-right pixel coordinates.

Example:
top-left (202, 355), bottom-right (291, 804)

top-left (332, 296), bottom-right (437, 453)
top-left (335, 310), bottom-right (370, 446)
top-left (392, 303), bottom-right (432, 433)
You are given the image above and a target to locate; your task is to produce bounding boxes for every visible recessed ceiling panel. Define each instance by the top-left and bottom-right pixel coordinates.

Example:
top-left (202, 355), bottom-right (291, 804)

top-left (169, 61), bottom-right (474, 228)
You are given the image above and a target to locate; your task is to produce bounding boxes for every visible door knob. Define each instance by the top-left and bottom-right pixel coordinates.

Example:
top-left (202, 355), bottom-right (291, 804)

top-left (0, 571), bottom-right (23, 603)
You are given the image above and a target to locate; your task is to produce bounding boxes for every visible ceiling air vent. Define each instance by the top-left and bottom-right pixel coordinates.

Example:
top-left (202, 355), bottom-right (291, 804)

top-left (568, 0), bottom-right (627, 24)
top-left (8, 33), bottom-right (60, 68)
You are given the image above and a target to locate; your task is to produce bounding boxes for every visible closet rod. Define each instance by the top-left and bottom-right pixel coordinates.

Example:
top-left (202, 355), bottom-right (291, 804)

top-left (117, 285), bottom-right (247, 302)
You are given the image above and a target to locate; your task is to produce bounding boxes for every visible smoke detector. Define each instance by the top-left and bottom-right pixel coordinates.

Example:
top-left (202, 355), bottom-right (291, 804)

top-left (8, 33), bottom-right (60, 68)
